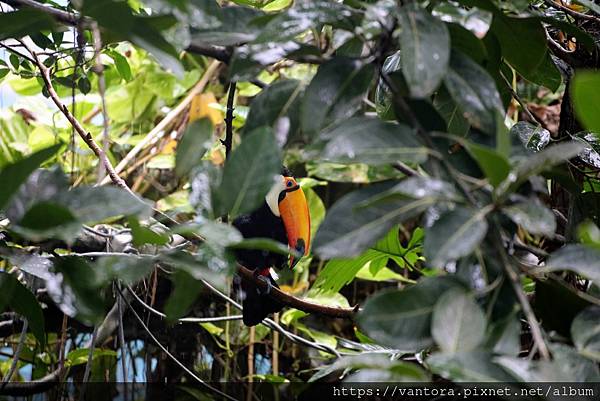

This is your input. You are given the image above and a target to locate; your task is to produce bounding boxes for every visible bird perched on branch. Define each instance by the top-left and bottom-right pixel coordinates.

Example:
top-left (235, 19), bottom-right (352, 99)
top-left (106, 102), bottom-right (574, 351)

top-left (233, 168), bottom-right (310, 326)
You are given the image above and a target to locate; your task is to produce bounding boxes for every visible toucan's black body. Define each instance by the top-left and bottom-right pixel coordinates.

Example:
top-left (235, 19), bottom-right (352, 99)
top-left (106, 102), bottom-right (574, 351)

top-left (233, 202), bottom-right (287, 326)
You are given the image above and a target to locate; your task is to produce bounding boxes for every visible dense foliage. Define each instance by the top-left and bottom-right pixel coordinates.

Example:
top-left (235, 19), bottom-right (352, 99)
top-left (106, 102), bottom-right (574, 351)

top-left (1, 0), bottom-right (600, 396)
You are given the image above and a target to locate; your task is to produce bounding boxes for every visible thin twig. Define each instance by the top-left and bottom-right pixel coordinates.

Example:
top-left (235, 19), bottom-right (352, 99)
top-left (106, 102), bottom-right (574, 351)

top-left (91, 22), bottom-right (111, 184)
top-left (100, 60), bottom-right (221, 185)
top-left (499, 71), bottom-right (545, 127)
top-left (116, 287), bottom-right (238, 401)
top-left (21, 40), bottom-right (130, 192)
top-left (493, 228), bottom-right (551, 360)
top-left (223, 81), bottom-right (236, 158)
top-left (117, 284), bottom-right (128, 382)
top-left (79, 326), bottom-right (98, 401)
top-left (1, 318), bottom-right (28, 386)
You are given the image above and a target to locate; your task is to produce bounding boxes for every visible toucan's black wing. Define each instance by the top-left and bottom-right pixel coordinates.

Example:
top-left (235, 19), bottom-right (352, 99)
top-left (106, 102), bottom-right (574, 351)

top-left (232, 202), bottom-right (288, 271)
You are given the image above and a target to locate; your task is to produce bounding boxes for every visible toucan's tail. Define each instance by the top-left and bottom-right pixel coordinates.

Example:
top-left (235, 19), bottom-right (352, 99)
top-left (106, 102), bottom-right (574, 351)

top-left (241, 274), bottom-right (283, 326)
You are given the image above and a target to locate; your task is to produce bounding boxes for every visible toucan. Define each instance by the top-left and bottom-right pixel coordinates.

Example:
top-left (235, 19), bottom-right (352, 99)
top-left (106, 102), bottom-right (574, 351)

top-left (233, 168), bottom-right (311, 326)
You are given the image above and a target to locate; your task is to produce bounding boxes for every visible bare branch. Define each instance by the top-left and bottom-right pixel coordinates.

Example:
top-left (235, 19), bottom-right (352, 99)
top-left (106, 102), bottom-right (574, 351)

top-left (237, 264), bottom-right (358, 319)
top-left (1, 318), bottom-right (28, 386)
top-left (222, 81), bottom-right (236, 159)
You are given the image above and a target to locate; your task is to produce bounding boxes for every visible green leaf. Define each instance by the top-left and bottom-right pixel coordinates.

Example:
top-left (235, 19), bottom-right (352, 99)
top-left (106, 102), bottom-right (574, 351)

top-left (175, 118), bottom-right (214, 177)
top-left (107, 50), bottom-right (133, 81)
top-left (129, 219), bottom-right (169, 247)
top-left (244, 79), bottom-right (303, 142)
top-left (511, 121), bottom-right (550, 152)
top-left (0, 272), bottom-right (45, 346)
top-left (320, 117), bottom-right (428, 165)
top-left (572, 306), bottom-right (600, 362)
top-left (67, 348), bottom-right (117, 366)
top-left (357, 276), bottom-right (466, 351)
top-left (314, 183), bottom-right (434, 259)
top-left (56, 186), bottom-right (152, 223)
top-left (14, 201), bottom-right (81, 242)
top-left (424, 207), bottom-right (489, 267)
top-left (397, 4), bottom-right (450, 98)
top-left (78, 77), bottom-right (91, 94)
top-left (464, 142), bottom-right (510, 187)
top-left (544, 245), bottom-right (600, 282)
top-left (433, 86), bottom-right (470, 137)
top-left (301, 57), bottom-right (373, 138)
top-left (51, 257), bottom-right (106, 324)
top-left (494, 356), bottom-right (577, 382)
top-left (443, 51), bottom-right (504, 135)
top-left (502, 142), bottom-right (586, 191)
top-left (0, 9), bottom-right (55, 41)
top-left (93, 255), bottom-right (155, 285)
top-left (164, 270), bottom-right (203, 321)
top-left (550, 343), bottom-right (600, 381)
top-left (0, 144), bottom-right (60, 210)
top-left (432, 288), bottom-right (486, 353)
top-left (427, 351), bottom-right (515, 382)
top-left (502, 198), bottom-right (556, 236)
top-left (484, 313), bottom-right (521, 356)
top-left (432, 2), bottom-right (492, 39)
top-left (215, 126), bottom-right (281, 217)
top-left (573, 72), bottom-right (600, 134)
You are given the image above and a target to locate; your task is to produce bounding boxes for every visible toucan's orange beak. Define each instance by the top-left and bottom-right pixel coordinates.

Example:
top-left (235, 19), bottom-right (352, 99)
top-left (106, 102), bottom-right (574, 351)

top-left (279, 177), bottom-right (310, 269)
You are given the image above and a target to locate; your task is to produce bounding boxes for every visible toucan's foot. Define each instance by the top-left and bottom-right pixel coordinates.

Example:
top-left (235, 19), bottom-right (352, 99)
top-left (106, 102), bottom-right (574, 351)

top-left (253, 270), bottom-right (272, 295)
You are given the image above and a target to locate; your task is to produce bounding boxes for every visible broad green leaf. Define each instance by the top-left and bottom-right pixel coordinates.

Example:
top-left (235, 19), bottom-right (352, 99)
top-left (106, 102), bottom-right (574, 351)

top-left (93, 255), bottom-right (155, 285)
top-left (511, 121), bottom-right (550, 152)
top-left (215, 126), bottom-right (281, 217)
top-left (424, 207), bottom-right (489, 267)
top-left (0, 9), bottom-right (55, 41)
top-left (398, 4), bottom-right (450, 98)
top-left (190, 6), bottom-right (263, 46)
top-left (572, 72), bottom-right (600, 134)
top-left (13, 201), bottom-right (81, 242)
top-left (175, 118), bottom-right (214, 177)
top-left (129, 219), bottom-right (170, 246)
top-left (107, 50), bottom-right (133, 81)
top-left (320, 117), bottom-right (428, 165)
top-left (244, 79), bottom-right (303, 142)
top-left (501, 142), bottom-right (586, 192)
top-left (432, 289), bottom-right (486, 353)
top-left (544, 245), bottom-right (600, 282)
top-left (313, 250), bottom-right (382, 294)
top-left (464, 142), bottom-right (510, 187)
top-left (0, 144), bottom-right (60, 210)
top-left (572, 306), bottom-right (600, 362)
top-left (0, 272), bottom-right (45, 346)
top-left (494, 356), bottom-right (577, 382)
top-left (550, 343), bottom-right (600, 382)
top-left (375, 51), bottom-right (402, 120)
top-left (357, 276), bottom-right (466, 351)
top-left (443, 51), bottom-right (503, 135)
top-left (51, 257), bottom-right (106, 324)
top-left (433, 86), bottom-right (470, 137)
top-left (164, 270), bottom-right (204, 321)
top-left (427, 351), bottom-right (515, 382)
top-left (56, 186), bottom-right (152, 223)
top-left (67, 348), bottom-right (118, 366)
top-left (314, 183), bottom-right (434, 259)
top-left (502, 198), bottom-right (556, 236)
top-left (432, 3), bottom-right (492, 39)
top-left (301, 57), bottom-right (373, 138)
top-left (484, 313), bottom-right (521, 356)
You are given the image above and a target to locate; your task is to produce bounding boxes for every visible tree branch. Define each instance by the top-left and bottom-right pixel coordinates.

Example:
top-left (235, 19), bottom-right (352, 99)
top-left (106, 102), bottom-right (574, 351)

top-left (237, 264), bottom-right (358, 319)
top-left (21, 40), bottom-right (130, 192)
top-left (543, 0), bottom-right (600, 22)
top-left (0, 367), bottom-right (63, 396)
top-left (1, 319), bottom-right (28, 387)
top-left (222, 81), bottom-right (236, 159)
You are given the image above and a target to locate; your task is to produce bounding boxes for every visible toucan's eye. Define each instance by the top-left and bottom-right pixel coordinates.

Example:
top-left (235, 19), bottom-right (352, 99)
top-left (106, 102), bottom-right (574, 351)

top-left (286, 181), bottom-right (294, 188)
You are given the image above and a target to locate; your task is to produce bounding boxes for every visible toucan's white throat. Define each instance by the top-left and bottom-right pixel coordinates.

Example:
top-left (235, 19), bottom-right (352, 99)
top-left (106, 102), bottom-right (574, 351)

top-left (265, 175), bottom-right (285, 217)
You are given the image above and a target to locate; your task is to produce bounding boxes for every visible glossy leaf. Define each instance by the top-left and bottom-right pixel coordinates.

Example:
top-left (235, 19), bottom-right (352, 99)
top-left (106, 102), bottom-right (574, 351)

top-left (511, 121), bottom-right (550, 152)
top-left (320, 117), bottom-right (428, 165)
top-left (357, 276), bottom-right (466, 351)
top-left (175, 118), bottom-right (214, 177)
top-left (502, 198), bottom-right (556, 236)
top-left (464, 142), bottom-right (510, 187)
top-left (432, 289), bottom-right (486, 353)
top-left (424, 207), bottom-right (489, 268)
top-left (443, 51), bottom-right (504, 135)
top-left (571, 306), bottom-right (600, 362)
top-left (544, 245), bottom-right (600, 282)
top-left (215, 127), bottom-right (281, 217)
top-left (427, 351), bottom-right (515, 382)
top-left (398, 4), bottom-right (450, 98)
top-left (301, 57), bottom-right (373, 138)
